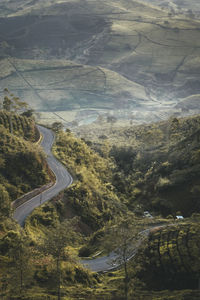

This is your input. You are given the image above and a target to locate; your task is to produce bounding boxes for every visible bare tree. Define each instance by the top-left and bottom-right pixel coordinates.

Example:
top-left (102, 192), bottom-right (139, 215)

top-left (103, 215), bottom-right (148, 300)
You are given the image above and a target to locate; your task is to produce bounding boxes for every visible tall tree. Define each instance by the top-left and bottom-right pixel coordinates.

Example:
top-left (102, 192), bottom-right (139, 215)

top-left (2, 89), bottom-right (30, 134)
top-left (3, 88), bottom-right (29, 113)
top-left (1, 230), bottom-right (33, 297)
top-left (103, 215), bottom-right (148, 300)
top-left (0, 184), bottom-right (11, 218)
top-left (41, 218), bottom-right (79, 300)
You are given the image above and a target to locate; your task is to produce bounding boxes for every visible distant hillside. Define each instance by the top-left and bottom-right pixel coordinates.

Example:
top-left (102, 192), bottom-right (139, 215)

top-left (0, 58), bottom-right (147, 111)
top-left (141, 0), bottom-right (200, 14)
top-left (1, 0), bottom-right (200, 123)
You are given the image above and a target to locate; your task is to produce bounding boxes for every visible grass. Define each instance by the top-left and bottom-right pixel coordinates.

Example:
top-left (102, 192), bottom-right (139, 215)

top-left (0, 58), bottom-right (147, 113)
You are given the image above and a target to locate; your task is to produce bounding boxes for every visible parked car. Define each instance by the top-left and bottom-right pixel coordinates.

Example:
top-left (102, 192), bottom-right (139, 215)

top-left (143, 211), bottom-right (153, 218)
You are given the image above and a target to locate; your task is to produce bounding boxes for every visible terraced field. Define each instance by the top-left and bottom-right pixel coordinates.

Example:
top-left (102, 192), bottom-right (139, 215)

top-left (135, 221), bottom-right (200, 290)
top-left (1, 0), bottom-right (200, 124)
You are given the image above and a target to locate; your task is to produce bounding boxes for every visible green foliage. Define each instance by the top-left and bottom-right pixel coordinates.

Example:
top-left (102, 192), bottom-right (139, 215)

top-left (1, 108), bottom-right (200, 299)
top-left (2, 88), bottom-right (29, 113)
top-left (0, 111), bottom-right (49, 202)
top-left (0, 227), bottom-right (34, 298)
top-left (27, 203), bottom-right (59, 228)
top-left (52, 130), bottom-right (123, 230)
top-left (102, 215), bottom-right (148, 300)
top-left (0, 213), bottom-right (97, 300)
top-left (85, 115), bottom-right (200, 217)
top-left (51, 122), bottom-right (64, 133)
top-left (0, 110), bottom-right (37, 141)
top-left (0, 184), bottom-right (11, 218)
top-left (132, 222), bottom-right (200, 291)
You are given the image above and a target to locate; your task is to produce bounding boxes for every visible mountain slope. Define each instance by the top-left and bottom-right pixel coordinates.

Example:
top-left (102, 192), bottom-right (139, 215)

top-left (77, 114), bottom-right (200, 217)
top-left (0, 111), bottom-right (49, 201)
top-left (133, 221), bottom-right (200, 291)
top-left (0, 58), bottom-right (148, 111)
top-left (1, 0), bottom-right (200, 123)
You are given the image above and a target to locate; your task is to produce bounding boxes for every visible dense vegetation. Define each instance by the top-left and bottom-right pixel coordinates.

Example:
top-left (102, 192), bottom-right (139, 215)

top-left (0, 110), bottom-right (49, 202)
top-left (52, 129), bottom-right (123, 230)
top-left (133, 220), bottom-right (200, 291)
top-left (0, 110), bottom-right (37, 142)
top-left (0, 214), bottom-right (98, 299)
top-left (0, 111), bottom-right (98, 299)
top-left (25, 117), bottom-right (200, 299)
top-left (78, 115), bottom-right (200, 217)
top-left (1, 110), bottom-right (200, 299)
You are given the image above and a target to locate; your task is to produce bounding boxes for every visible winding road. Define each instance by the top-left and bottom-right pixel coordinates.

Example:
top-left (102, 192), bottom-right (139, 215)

top-left (81, 229), bottom-right (150, 272)
top-left (13, 125), bottom-right (73, 226)
top-left (13, 125), bottom-right (154, 272)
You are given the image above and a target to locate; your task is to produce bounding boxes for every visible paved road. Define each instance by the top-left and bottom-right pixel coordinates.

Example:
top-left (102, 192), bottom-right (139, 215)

top-left (12, 126), bottom-right (163, 272)
top-left (13, 125), bottom-right (73, 226)
top-left (81, 229), bottom-right (149, 272)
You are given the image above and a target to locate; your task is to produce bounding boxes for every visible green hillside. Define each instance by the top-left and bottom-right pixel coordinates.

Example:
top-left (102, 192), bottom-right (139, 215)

top-left (132, 221), bottom-right (200, 291)
top-left (26, 127), bottom-right (123, 238)
top-left (77, 114), bottom-right (200, 217)
top-left (0, 110), bottom-right (37, 141)
top-left (0, 111), bottom-right (49, 201)
top-left (99, 220), bottom-right (200, 300)
top-left (0, 112), bottom-right (200, 299)
top-left (0, 110), bottom-right (99, 300)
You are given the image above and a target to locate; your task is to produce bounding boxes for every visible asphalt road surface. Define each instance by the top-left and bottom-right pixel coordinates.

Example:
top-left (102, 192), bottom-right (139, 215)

top-left (13, 125), bottom-right (73, 226)
top-left (12, 125), bottom-right (155, 272)
top-left (81, 229), bottom-right (149, 272)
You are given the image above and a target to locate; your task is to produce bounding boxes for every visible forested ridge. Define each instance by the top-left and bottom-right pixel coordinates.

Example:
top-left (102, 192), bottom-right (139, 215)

top-left (0, 111), bottom-right (98, 299)
top-left (0, 110), bottom-right (49, 203)
top-left (78, 115), bottom-right (200, 217)
top-left (0, 110), bottom-right (200, 299)
top-left (132, 221), bottom-right (200, 291)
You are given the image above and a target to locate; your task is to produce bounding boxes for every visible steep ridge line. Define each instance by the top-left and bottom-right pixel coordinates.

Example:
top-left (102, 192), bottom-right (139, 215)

top-left (13, 125), bottom-right (73, 226)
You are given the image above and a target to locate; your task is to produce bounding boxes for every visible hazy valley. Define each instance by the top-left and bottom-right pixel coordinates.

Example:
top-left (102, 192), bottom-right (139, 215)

top-left (1, 0), bottom-right (200, 126)
top-left (0, 1), bottom-right (200, 300)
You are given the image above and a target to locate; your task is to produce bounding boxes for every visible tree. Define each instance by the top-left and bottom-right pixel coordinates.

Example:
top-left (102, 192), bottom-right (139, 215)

top-left (103, 216), bottom-right (148, 300)
top-left (0, 184), bottom-right (11, 218)
top-left (40, 218), bottom-right (79, 300)
top-left (3, 95), bottom-right (12, 111)
top-left (2, 89), bottom-right (30, 134)
top-left (21, 109), bottom-right (34, 118)
top-left (106, 115), bottom-right (117, 126)
top-left (52, 122), bottom-right (64, 133)
top-left (1, 230), bottom-right (33, 297)
top-left (3, 88), bottom-right (29, 113)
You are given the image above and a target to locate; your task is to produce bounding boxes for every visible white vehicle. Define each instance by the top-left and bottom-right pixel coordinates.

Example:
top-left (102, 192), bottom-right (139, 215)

top-left (176, 215), bottom-right (184, 220)
top-left (143, 211), bottom-right (153, 218)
